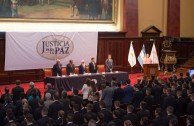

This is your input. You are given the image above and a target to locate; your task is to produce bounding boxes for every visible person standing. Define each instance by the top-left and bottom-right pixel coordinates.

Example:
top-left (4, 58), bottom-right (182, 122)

top-left (89, 57), bottom-right (97, 73)
top-left (52, 59), bottom-right (62, 76)
top-left (66, 60), bottom-right (75, 75)
top-left (143, 54), bottom-right (152, 64)
top-left (105, 54), bottom-right (113, 72)
top-left (79, 60), bottom-right (86, 74)
top-left (11, 80), bottom-right (24, 104)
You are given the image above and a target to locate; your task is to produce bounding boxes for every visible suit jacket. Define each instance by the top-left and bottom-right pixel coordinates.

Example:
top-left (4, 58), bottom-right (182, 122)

top-left (105, 59), bottom-right (113, 72)
top-left (38, 116), bottom-right (55, 126)
top-left (89, 62), bottom-right (97, 73)
top-left (121, 84), bottom-right (134, 103)
top-left (123, 112), bottom-right (138, 126)
top-left (162, 95), bottom-right (176, 109)
top-left (113, 87), bottom-right (125, 102)
top-left (101, 86), bottom-right (115, 107)
top-left (115, 107), bottom-right (126, 120)
top-left (152, 116), bottom-right (168, 126)
top-left (66, 63), bottom-right (75, 75)
top-left (70, 95), bottom-right (83, 107)
top-left (100, 108), bottom-right (112, 123)
top-left (131, 90), bottom-right (143, 108)
top-left (143, 95), bottom-right (154, 110)
top-left (48, 101), bottom-right (64, 120)
top-left (187, 101), bottom-right (194, 115)
top-left (52, 63), bottom-right (62, 76)
top-left (151, 85), bottom-right (162, 105)
top-left (73, 111), bottom-right (84, 125)
top-left (137, 109), bottom-right (150, 121)
top-left (11, 86), bottom-right (24, 103)
top-left (175, 97), bottom-right (186, 117)
top-left (92, 101), bottom-right (100, 113)
top-left (79, 64), bottom-right (86, 74)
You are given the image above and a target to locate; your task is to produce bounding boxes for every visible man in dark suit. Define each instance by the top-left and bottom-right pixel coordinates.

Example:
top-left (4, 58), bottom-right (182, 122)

top-left (122, 79), bottom-right (134, 103)
top-left (66, 60), bottom-right (75, 75)
top-left (52, 59), bottom-right (62, 76)
top-left (174, 90), bottom-right (186, 117)
top-left (162, 88), bottom-right (176, 110)
top-left (136, 101), bottom-right (150, 122)
top-left (70, 89), bottom-right (83, 107)
top-left (165, 106), bottom-right (177, 125)
top-left (152, 107), bottom-right (167, 126)
top-left (79, 60), bottom-right (86, 74)
top-left (123, 105), bottom-right (138, 126)
top-left (89, 57), bottom-right (97, 73)
top-left (131, 85), bottom-right (143, 108)
top-left (113, 100), bottom-right (126, 120)
top-left (151, 80), bottom-right (162, 105)
top-left (72, 104), bottom-right (84, 125)
top-left (143, 88), bottom-right (154, 110)
top-left (66, 114), bottom-right (78, 126)
top-left (48, 92), bottom-right (64, 120)
top-left (11, 80), bottom-right (24, 104)
top-left (38, 107), bottom-right (55, 126)
top-left (113, 83), bottom-right (124, 102)
top-left (101, 82), bottom-right (115, 110)
top-left (99, 101), bottom-right (112, 123)
top-left (187, 93), bottom-right (194, 115)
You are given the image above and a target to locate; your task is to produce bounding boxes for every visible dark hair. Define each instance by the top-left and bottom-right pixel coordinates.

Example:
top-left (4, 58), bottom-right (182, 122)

top-left (155, 107), bottom-right (162, 116)
top-left (16, 80), bottom-right (21, 85)
top-left (127, 105), bottom-right (134, 112)
top-left (97, 112), bottom-right (104, 120)
top-left (41, 107), bottom-right (48, 115)
top-left (53, 91), bottom-right (60, 100)
top-left (126, 79), bottom-right (131, 84)
top-left (141, 116), bottom-right (149, 125)
top-left (169, 118), bottom-right (178, 126)
top-left (5, 87), bottom-right (9, 93)
top-left (87, 103), bottom-right (93, 111)
top-left (113, 110), bottom-right (120, 118)
top-left (85, 78), bottom-right (91, 86)
top-left (66, 114), bottom-right (74, 122)
top-left (73, 89), bottom-right (79, 95)
top-left (99, 101), bottom-right (106, 108)
top-left (180, 73), bottom-right (183, 77)
top-left (81, 101), bottom-right (87, 107)
top-left (73, 104), bottom-right (80, 111)
top-left (61, 91), bottom-right (67, 99)
top-left (166, 106), bottom-right (174, 114)
top-left (90, 80), bottom-right (96, 92)
top-left (140, 101), bottom-right (147, 109)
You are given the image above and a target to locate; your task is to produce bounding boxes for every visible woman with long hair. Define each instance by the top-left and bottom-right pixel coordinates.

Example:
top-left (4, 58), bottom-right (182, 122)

top-left (81, 78), bottom-right (91, 101)
top-left (88, 80), bottom-right (97, 102)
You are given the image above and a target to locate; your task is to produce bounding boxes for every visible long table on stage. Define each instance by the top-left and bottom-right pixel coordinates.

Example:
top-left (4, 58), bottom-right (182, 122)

top-left (45, 71), bottom-right (129, 91)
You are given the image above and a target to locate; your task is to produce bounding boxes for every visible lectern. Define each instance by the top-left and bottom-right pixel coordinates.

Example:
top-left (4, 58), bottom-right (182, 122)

top-left (143, 64), bottom-right (159, 78)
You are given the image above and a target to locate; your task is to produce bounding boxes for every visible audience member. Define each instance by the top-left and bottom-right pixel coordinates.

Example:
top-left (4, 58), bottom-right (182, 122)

top-left (122, 79), bottom-right (134, 104)
top-left (11, 80), bottom-right (24, 104)
top-left (81, 78), bottom-right (91, 100)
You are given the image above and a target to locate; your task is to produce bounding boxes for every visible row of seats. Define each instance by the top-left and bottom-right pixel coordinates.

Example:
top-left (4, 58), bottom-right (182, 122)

top-left (43, 65), bottom-right (105, 77)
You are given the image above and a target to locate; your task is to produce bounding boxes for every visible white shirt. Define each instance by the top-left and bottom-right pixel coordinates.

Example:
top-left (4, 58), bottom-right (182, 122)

top-left (81, 84), bottom-right (90, 99)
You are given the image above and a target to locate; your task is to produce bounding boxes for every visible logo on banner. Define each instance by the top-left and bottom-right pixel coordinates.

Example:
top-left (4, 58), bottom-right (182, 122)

top-left (36, 35), bottom-right (74, 60)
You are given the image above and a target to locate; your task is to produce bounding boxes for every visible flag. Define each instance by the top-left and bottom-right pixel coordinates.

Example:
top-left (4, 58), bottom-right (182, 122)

top-left (150, 43), bottom-right (160, 70)
top-left (138, 44), bottom-right (146, 68)
top-left (128, 41), bottom-right (136, 67)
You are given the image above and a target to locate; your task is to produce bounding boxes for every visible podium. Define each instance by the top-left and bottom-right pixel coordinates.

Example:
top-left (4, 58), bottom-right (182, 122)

top-left (143, 64), bottom-right (159, 78)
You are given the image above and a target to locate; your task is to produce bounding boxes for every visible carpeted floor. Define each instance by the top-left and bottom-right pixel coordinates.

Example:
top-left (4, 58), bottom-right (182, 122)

top-left (0, 73), bottom-right (144, 97)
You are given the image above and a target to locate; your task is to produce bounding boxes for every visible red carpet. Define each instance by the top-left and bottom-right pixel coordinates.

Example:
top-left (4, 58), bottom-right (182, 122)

top-left (0, 73), bottom-right (143, 97)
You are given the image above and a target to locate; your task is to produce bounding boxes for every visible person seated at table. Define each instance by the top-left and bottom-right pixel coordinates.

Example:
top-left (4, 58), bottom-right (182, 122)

top-left (105, 54), bottom-right (113, 72)
top-left (143, 54), bottom-right (152, 64)
top-left (79, 60), bottom-right (86, 74)
top-left (89, 57), bottom-right (97, 73)
top-left (52, 59), bottom-right (62, 76)
top-left (66, 60), bottom-right (75, 75)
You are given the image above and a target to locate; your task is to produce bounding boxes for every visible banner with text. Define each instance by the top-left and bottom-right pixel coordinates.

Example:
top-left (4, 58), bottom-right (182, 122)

top-left (5, 32), bottom-right (98, 71)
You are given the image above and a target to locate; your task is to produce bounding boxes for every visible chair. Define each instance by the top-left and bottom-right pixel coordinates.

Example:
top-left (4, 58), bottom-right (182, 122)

top-left (62, 67), bottom-right (67, 75)
top-left (74, 67), bottom-right (79, 74)
top-left (43, 68), bottom-right (52, 88)
top-left (97, 65), bottom-right (105, 73)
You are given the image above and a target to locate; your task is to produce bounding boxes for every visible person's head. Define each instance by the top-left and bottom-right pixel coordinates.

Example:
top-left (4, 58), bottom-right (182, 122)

top-left (66, 114), bottom-right (74, 122)
top-left (176, 90), bottom-right (182, 98)
top-left (112, 76), bottom-right (117, 81)
top-left (124, 120), bottom-right (133, 126)
top-left (97, 112), bottom-right (104, 121)
top-left (38, 99), bottom-right (44, 107)
top-left (155, 107), bottom-right (162, 117)
top-left (84, 114), bottom-right (92, 123)
top-left (190, 93), bottom-right (194, 101)
top-left (127, 105), bottom-right (134, 113)
top-left (180, 73), bottom-right (183, 77)
top-left (166, 106), bottom-right (174, 115)
top-left (81, 60), bottom-right (85, 65)
top-left (182, 83), bottom-right (187, 89)
top-left (45, 93), bottom-right (51, 100)
top-left (93, 93), bottom-right (99, 101)
top-left (41, 107), bottom-right (48, 116)
top-left (187, 89), bottom-right (193, 96)
top-left (16, 80), bottom-right (21, 86)
top-left (108, 54), bottom-right (112, 59)
top-left (81, 101), bottom-right (87, 108)
top-left (53, 91), bottom-right (60, 100)
top-left (73, 89), bottom-right (79, 95)
top-left (140, 116), bottom-right (149, 125)
top-left (146, 88), bottom-right (151, 96)
top-left (88, 119), bottom-right (96, 126)
top-left (56, 59), bottom-right (60, 64)
top-left (61, 91), bottom-right (67, 99)
top-left (25, 113), bottom-right (35, 123)
top-left (126, 79), bottom-right (131, 85)
top-left (6, 108), bottom-right (15, 120)
top-left (73, 104), bottom-right (80, 112)
top-left (169, 118), bottom-right (178, 126)
top-left (114, 100), bottom-right (120, 108)
top-left (91, 57), bottom-right (95, 62)
top-left (107, 121), bottom-right (116, 126)
top-left (87, 103), bottom-right (93, 112)
top-left (163, 86), bottom-right (167, 94)
top-left (69, 59), bottom-right (73, 64)
top-left (58, 110), bottom-right (65, 118)
top-left (4, 87), bottom-right (9, 93)
top-left (146, 53), bottom-right (149, 58)
top-left (140, 101), bottom-right (147, 110)
top-left (85, 78), bottom-right (91, 86)
top-left (46, 83), bottom-right (52, 89)
top-left (99, 101), bottom-right (106, 109)
top-left (29, 81), bottom-right (34, 88)
top-left (166, 88), bottom-right (171, 95)
top-left (186, 72), bottom-right (190, 77)
top-left (90, 80), bottom-right (96, 92)
top-left (117, 82), bottom-right (121, 88)
top-left (187, 115), bottom-right (194, 125)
